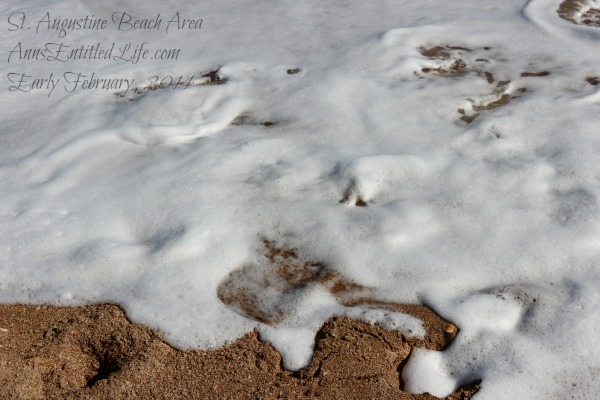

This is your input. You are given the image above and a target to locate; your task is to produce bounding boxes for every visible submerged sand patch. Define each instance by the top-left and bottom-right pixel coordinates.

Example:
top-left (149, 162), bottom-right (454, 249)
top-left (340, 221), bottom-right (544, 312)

top-left (558, 0), bottom-right (600, 26)
top-left (218, 238), bottom-right (458, 350)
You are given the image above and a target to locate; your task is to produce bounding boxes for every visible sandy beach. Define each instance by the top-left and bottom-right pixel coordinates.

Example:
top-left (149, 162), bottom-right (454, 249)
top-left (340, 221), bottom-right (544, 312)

top-left (0, 304), bottom-right (480, 399)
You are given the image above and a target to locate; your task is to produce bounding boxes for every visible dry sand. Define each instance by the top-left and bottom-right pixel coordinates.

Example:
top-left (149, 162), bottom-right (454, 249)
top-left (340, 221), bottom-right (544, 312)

top-left (0, 303), bottom-right (480, 399)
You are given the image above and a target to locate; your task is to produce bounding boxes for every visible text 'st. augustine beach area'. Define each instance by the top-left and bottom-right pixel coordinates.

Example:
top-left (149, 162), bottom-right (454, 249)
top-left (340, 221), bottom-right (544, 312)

top-left (2, 0), bottom-right (600, 399)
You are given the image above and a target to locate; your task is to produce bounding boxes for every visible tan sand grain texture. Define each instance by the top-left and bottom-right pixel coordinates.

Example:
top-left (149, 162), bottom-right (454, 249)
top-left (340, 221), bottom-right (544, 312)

top-left (0, 304), bottom-right (480, 399)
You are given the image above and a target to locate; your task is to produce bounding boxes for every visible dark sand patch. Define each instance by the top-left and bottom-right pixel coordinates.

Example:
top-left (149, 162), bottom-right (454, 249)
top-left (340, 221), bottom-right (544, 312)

top-left (419, 46), bottom-right (472, 59)
top-left (218, 238), bottom-right (459, 351)
top-left (558, 0), bottom-right (600, 26)
top-left (415, 45), bottom-right (529, 124)
top-left (340, 192), bottom-right (369, 207)
top-left (418, 45), bottom-right (495, 78)
top-left (459, 113), bottom-right (480, 124)
top-left (416, 44), bottom-right (556, 124)
top-left (458, 80), bottom-right (526, 124)
top-left (520, 71), bottom-right (550, 77)
top-left (231, 114), bottom-right (277, 127)
top-left (0, 304), bottom-right (480, 399)
top-left (418, 46), bottom-right (471, 77)
top-left (115, 68), bottom-right (227, 101)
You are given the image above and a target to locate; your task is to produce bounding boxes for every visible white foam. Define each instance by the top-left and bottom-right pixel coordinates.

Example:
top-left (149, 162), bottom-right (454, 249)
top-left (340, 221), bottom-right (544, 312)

top-left (3, 0), bottom-right (600, 398)
top-left (402, 348), bottom-right (459, 398)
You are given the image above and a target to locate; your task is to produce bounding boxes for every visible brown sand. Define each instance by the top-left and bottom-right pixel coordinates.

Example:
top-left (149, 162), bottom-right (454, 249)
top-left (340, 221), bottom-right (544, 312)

top-left (558, 0), bottom-right (600, 26)
top-left (217, 238), bottom-right (461, 352)
top-left (0, 303), bottom-right (480, 399)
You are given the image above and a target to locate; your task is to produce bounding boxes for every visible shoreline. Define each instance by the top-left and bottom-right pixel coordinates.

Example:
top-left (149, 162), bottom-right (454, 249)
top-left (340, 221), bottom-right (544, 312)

top-left (0, 303), bottom-right (480, 399)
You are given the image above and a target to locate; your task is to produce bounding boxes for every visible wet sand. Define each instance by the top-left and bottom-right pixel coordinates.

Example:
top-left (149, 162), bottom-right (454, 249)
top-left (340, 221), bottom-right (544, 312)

top-left (0, 303), bottom-right (480, 399)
